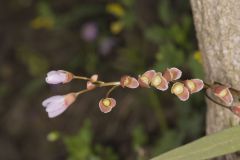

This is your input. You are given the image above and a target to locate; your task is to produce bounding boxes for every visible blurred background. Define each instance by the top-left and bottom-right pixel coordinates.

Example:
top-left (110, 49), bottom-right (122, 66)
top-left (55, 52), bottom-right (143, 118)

top-left (0, 0), bottom-right (206, 159)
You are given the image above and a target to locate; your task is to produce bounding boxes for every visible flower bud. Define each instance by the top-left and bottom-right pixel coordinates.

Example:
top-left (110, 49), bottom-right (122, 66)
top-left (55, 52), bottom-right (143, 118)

top-left (211, 85), bottom-right (233, 105)
top-left (151, 72), bottom-right (168, 91)
top-left (42, 92), bottom-right (76, 118)
top-left (45, 70), bottom-right (73, 84)
top-left (90, 74), bottom-right (98, 82)
top-left (163, 67), bottom-right (182, 82)
top-left (86, 74), bottom-right (98, 90)
top-left (171, 82), bottom-right (189, 101)
top-left (99, 98), bottom-right (116, 113)
top-left (184, 79), bottom-right (204, 94)
top-left (120, 75), bottom-right (139, 89)
top-left (138, 70), bottom-right (156, 88)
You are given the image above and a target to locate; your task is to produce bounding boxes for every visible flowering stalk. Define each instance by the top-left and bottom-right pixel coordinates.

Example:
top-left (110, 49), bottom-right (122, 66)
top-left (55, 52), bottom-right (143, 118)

top-left (42, 68), bottom-right (240, 118)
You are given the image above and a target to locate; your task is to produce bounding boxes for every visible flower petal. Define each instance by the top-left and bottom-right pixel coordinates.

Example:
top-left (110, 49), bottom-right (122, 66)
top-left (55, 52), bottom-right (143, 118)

top-left (163, 67), bottom-right (182, 82)
top-left (42, 95), bottom-right (64, 107)
top-left (98, 98), bottom-right (116, 113)
top-left (212, 85), bottom-right (233, 105)
top-left (127, 77), bottom-right (139, 89)
top-left (48, 107), bottom-right (67, 118)
top-left (138, 70), bottom-right (156, 88)
top-left (184, 79), bottom-right (204, 94)
top-left (151, 73), bottom-right (168, 91)
top-left (170, 67), bottom-right (182, 81)
top-left (171, 82), bottom-right (184, 95)
top-left (120, 76), bottom-right (139, 89)
top-left (177, 87), bottom-right (190, 101)
top-left (45, 70), bottom-right (73, 84)
top-left (45, 102), bottom-right (65, 112)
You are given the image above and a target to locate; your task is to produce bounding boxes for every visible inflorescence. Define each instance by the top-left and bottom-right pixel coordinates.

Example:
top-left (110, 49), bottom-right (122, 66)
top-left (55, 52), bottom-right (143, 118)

top-left (42, 68), bottom-right (240, 118)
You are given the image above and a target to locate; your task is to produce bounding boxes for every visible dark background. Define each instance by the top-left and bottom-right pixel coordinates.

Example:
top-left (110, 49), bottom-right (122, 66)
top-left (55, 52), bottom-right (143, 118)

top-left (0, 0), bottom-right (206, 159)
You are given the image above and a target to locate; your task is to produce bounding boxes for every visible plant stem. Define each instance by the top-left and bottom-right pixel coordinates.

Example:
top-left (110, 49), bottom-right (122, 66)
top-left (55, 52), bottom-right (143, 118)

top-left (106, 85), bottom-right (120, 97)
top-left (98, 82), bottom-right (121, 87)
top-left (73, 75), bottom-right (90, 81)
top-left (75, 89), bottom-right (91, 96)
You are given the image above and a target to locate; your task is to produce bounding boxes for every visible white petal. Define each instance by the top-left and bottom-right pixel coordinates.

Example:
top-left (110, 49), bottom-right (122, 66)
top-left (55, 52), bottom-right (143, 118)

top-left (42, 96), bottom-right (64, 107)
top-left (48, 107), bottom-right (67, 118)
top-left (47, 71), bottom-right (57, 76)
top-left (46, 74), bottom-right (64, 84)
top-left (46, 102), bottom-right (65, 112)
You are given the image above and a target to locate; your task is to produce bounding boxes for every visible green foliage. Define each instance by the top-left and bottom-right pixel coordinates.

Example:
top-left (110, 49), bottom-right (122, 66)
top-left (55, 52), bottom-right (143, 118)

top-left (64, 120), bottom-right (118, 160)
top-left (154, 43), bottom-right (184, 71)
top-left (151, 126), bottom-right (240, 160)
top-left (153, 130), bottom-right (183, 155)
top-left (132, 125), bottom-right (147, 150)
top-left (64, 120), bottom-right (94, 160)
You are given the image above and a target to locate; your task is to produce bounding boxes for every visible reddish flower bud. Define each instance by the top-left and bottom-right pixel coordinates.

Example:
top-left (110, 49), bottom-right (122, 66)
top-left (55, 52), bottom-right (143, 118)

top-left (150, 72), bottom-right (168, 91)
top-left (171, 82), bottom-right (189, 101)
top-left (163, 67), bottom-right (182, 82)
top-left (211, 85), bottom-right (233, 105)
top-left (184, 79), bottom-right (204, 94)
top-left (99, 98), bottom-right (116, 113)
top-left (86, 74), bottom-right (98, 90)
top-left (90, 74), bottom-right (98, 82)
top-left (120, 75), bottom-right (139, 89)
top-left (231, 106), bottom-right (240, 117)
top-left (87, 81), bottom-right (96, 90)
top-left (138, 70), bottom-right (156, 88)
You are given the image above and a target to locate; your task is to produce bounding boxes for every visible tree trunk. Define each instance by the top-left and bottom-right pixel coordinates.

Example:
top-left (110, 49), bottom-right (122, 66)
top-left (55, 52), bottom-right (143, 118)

top-left (190, 0), bottom-right (240, 159)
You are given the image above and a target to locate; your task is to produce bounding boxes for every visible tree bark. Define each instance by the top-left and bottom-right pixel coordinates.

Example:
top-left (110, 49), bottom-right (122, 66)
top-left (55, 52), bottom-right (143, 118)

top-left (190, 0), bottom-right (240, 160)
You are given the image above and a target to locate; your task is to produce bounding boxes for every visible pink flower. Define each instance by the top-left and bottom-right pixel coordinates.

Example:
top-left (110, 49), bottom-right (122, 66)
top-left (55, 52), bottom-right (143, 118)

top-left (163, 67), bottom-right (182, 82)
top-left (150, 72), bottom-right (168, 91)
top-left (171, 82), bottom-right (189, 101)
top-left (120, 75), bottom-right (139, 89)
top-left (45, 70), bottom-right (73, 84)
top-left (184, 79), bottom-right (204, 94)
top-left (42, 93), bottom-right (76, 118)
top-left (138, 70), bottom-right (156, 88)
top-left (211, 85), bottom-right (233, 105)
top-left (99, 98), bottom-right (116, 113)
